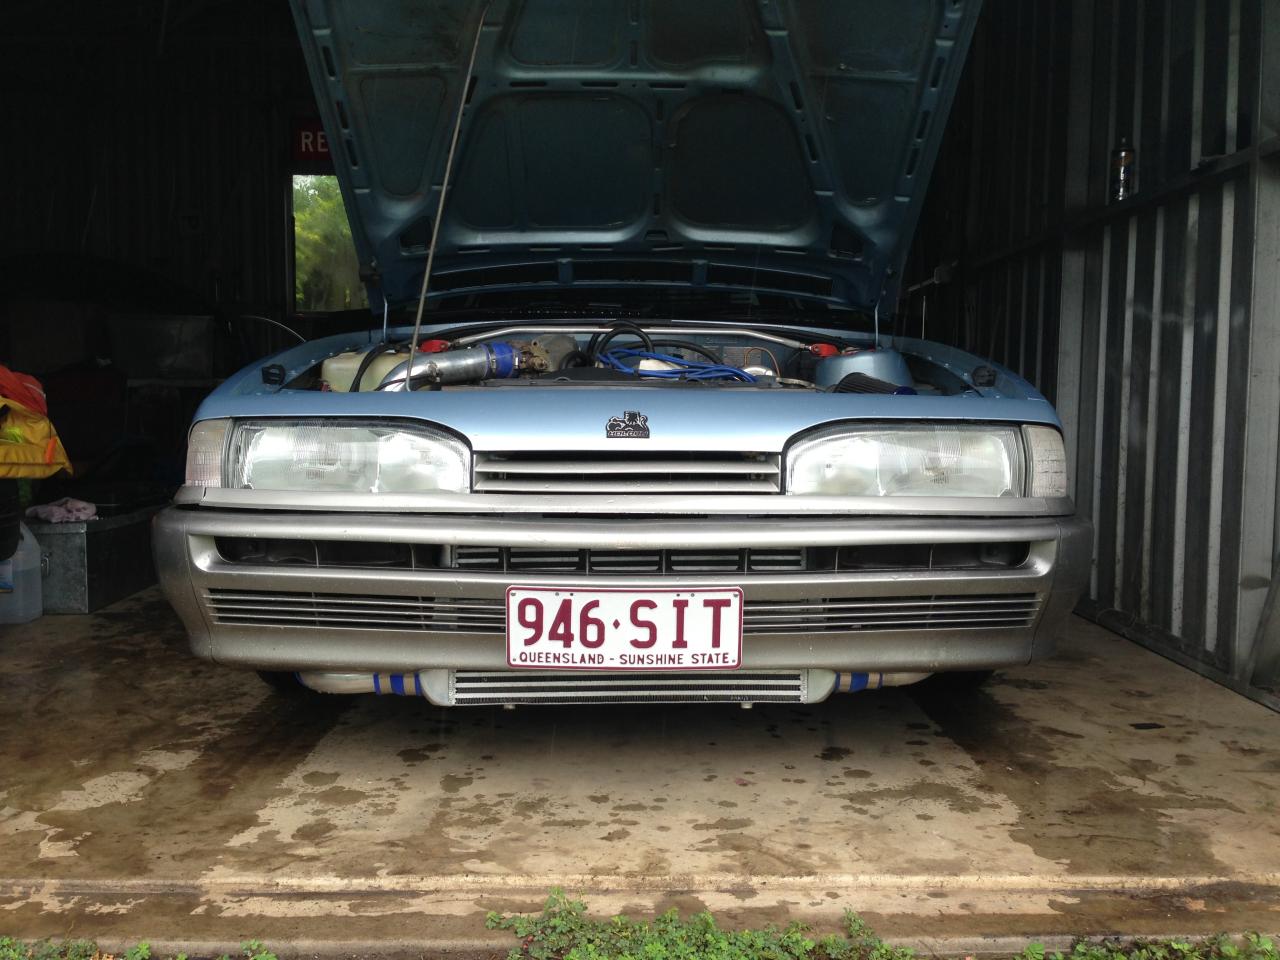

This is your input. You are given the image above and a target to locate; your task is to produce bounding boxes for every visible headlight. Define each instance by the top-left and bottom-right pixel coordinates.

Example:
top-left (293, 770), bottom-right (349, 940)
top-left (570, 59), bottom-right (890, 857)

top-left (786, 424), bottom-right (1026, 497)
top-left (185, 418), bottom-right (470, 493)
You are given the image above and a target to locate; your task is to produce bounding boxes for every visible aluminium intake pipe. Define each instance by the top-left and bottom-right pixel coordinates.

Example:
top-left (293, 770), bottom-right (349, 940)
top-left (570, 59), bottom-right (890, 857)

top-left (378, 342), bottom-right (522, 391)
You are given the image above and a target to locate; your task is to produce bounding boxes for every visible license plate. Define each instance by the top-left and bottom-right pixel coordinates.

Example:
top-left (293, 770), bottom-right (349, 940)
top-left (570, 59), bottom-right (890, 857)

top-left (505, 586), bottom-right (743, 670)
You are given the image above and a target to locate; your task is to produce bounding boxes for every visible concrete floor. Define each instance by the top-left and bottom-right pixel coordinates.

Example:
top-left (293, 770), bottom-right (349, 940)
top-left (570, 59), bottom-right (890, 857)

top-left (1, 589), bottom-right (1278, 952)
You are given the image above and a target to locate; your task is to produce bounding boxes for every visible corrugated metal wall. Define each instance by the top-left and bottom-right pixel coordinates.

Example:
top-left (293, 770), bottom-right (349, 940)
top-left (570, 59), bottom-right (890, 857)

top-left (905, 1), bottom-right (1073, 399)
top-left (908, 0), bottom-right (1280, 707)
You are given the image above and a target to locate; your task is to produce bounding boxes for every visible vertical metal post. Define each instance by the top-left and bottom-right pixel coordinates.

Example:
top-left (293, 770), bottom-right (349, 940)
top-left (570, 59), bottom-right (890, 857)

top-left (1055, 0), bottom-right (1097, 500)
top-left (1241, 0), bottom-right (1280, 689)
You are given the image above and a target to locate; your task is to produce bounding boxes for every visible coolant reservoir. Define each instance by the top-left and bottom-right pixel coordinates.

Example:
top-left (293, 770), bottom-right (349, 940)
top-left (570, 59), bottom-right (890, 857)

top-left (321, 348), bottom-right (407, 392)
top-left (815, 347), bottom-right (914, 390)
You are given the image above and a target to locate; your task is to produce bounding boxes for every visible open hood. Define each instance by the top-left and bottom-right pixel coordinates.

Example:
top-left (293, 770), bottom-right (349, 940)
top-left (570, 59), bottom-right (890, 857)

top-left (289, 0), bottom-right (980, 315)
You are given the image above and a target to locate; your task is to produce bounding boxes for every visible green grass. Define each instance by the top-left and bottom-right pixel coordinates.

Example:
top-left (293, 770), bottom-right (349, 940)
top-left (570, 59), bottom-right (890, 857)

top-left (0, 939), bottom-right (277, 960)
top-left (2, 894), bottom-right (1277, 960)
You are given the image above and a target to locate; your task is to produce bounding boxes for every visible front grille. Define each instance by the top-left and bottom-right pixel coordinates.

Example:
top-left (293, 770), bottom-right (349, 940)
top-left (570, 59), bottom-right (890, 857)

top-left (205, 589), bottom-right (1040, 634)
top-left (472, 451), bottom-right (782, 494)
top-left (451, 670), bottom-right (806, 704)
top-left (448, 545), bottom-right (808, 574)
top-left (746, 595), bottom-right (1042, 632)
top-left (215, 538), bottom-right (1030, 575)
top-left (206, 590), bottom-right (506, 631)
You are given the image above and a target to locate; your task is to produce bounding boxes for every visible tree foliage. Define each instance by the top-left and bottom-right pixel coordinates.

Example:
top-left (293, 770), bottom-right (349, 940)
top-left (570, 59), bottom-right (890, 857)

top-left (293, 175), bottom-right (368, 313)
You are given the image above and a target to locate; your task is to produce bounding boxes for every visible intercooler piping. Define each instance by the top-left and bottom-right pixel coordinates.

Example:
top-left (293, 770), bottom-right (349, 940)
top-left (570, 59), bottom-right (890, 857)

top-left (832, 672), bottom-right (933, 691)
top-left (294, 672), bottom-right (425, 696)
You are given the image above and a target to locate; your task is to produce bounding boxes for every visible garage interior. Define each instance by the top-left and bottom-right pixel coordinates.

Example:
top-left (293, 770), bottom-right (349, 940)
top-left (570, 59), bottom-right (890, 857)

top-left (1, 0), bottom-right (1279, 949)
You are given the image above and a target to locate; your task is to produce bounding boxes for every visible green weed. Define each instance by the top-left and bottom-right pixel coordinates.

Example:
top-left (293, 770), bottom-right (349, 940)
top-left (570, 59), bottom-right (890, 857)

top-left (1, 902), bottom-right (1276, 960)
top-left (484, 889), bottom-right (1280, 960)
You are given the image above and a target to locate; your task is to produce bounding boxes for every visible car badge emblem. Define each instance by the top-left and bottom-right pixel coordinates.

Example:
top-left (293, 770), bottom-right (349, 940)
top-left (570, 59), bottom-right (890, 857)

top-left (605, 411), bottom-right (650, 439)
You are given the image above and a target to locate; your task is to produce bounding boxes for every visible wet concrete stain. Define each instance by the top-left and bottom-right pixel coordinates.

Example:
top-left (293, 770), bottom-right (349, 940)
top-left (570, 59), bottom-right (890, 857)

top-left (292, 818), bottom-right (336, 843)
top-left (396, 744), bottom-right (444, 764)
top-left (440, 775), bottom-right (473, 793)
top-left (914, 687), bottom-right (1242, 875)
top-left (308, 786), bottom-right (369, 806)
top-left (835, 781), bottom-right (996, 815)
top-left (1126, 758), bottom-right (1164, 779)
top-left (1040, 726), bottom-right (1086, 740)
top-left (1222, 741), bottom-right (1263, 756)
top-left (1, 592), bottom-right (356, 876)
top-left (996, 678), bottom-right (1052, 691)
top-left (692, 818), bottom-right (753, 831)
top-left (817, 746), bottom-right (852, 761)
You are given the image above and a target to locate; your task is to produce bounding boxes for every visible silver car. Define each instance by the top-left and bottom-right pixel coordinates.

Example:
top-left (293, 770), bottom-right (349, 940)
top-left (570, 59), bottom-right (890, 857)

top-left (155, 0), bottom-right (1091, 706)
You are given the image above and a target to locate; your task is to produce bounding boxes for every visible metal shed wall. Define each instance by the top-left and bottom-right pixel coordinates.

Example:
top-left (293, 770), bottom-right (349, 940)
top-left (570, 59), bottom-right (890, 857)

top-left (0, 1), bottom-right (312, 357)
top-left (908, 0), bottom-right (1280, 707)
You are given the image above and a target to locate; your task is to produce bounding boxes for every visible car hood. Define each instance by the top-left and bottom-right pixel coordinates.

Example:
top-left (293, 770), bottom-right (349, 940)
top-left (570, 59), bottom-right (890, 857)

top-left (289, 0), bottom-right (980, 317)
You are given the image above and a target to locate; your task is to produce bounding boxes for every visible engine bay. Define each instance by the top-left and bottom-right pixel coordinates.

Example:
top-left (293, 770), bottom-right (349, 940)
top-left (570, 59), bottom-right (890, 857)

top-left (294, 322), bottom-right (976, 397)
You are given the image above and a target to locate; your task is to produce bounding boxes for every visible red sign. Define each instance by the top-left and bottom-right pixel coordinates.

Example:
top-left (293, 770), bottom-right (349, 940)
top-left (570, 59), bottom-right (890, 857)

top-left (292, 117), bottom-right (332, 167)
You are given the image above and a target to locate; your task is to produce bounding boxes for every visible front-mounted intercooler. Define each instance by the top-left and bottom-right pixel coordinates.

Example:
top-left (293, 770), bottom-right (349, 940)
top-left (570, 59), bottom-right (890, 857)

top-left (292, 668), bottom-right (931, 705)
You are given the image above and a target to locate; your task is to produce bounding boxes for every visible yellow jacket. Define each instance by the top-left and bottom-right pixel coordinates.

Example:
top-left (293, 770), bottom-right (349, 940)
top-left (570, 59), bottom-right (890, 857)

top-left (0, 396), bottom-right (72, 479)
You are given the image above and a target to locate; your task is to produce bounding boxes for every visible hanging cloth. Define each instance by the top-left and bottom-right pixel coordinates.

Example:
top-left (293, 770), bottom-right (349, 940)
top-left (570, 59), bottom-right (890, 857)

top-left (0, 365), bottom-right (71, 479)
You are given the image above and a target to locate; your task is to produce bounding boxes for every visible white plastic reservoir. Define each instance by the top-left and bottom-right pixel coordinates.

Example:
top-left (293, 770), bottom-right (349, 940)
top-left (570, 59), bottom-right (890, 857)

top-left (322, 348), bottom-right (408, 392)
top-left (0, 523), bottom-right (42, 624)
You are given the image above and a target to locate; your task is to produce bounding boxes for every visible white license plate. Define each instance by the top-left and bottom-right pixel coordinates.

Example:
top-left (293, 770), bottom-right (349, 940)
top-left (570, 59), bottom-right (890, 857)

top-left (505, 586), bottom-right (743, 670)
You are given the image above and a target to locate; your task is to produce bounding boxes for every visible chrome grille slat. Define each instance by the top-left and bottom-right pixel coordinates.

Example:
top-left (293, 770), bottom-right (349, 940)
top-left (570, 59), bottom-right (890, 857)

top-left (747, 551), bottom-right (809, 571)
top-left (473, 451), bottom-right (782, 495)
top-left (589, 551), bottom-right (663, 572)
top-left (754, 617), bottom-right (1036, 629)
top-left (747, 609), bottom-right (1039, 624)
top-left (478, 459), bottom-right (777, 475)
top-left (215, 616), bottom-right (501, 630)
top-left (451, 670), bottom-right (806, 704)
top-left (747, 598), bottom-right (1041, 612)
top-left (669, 549), bottom-right (744, 572)
top-left (750, 614), bottom-right (1038, 625)
top-left (473, 478), bottom-right (780, 494)
top-left (211, 607), bottom-right (505, 620)
top-left (205, 590), bottom-right (1040, 633)
top-left (208, 596), bottom-right (503, 613)
top-left (747, 608), bottom-right (1042, 621)
top-left (455, 696), bottom-right (798, 701)
top-left (461, 683), bottom-right (805, 693)
top-left (456, 674), bottom-right (798, 686)
top-left (449, 547), bottom-right (502, 568)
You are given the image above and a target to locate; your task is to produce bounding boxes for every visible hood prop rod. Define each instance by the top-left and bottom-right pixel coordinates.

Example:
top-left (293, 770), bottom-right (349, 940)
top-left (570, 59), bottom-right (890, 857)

top-left (407, 8), bottom-right (488, 371)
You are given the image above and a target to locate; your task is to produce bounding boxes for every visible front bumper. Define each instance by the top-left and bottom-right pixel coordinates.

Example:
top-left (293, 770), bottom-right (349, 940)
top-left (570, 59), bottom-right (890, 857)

top-left (154, 505), bottom-right (1092, 699)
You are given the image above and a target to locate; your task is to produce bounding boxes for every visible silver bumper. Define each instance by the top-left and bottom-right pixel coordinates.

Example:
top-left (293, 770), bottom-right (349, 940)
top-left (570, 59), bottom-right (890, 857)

top-left (154, 506), bottom-right (1092, 687)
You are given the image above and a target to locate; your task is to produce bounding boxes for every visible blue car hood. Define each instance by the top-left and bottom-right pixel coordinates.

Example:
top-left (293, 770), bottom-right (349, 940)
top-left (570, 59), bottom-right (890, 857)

top-left (289, 0), bottom-right (981, 316)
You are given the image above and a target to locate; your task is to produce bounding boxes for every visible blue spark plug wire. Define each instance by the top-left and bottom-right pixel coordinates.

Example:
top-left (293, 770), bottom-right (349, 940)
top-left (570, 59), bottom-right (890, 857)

top-left (599, 349), bottom-right (757, 383)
